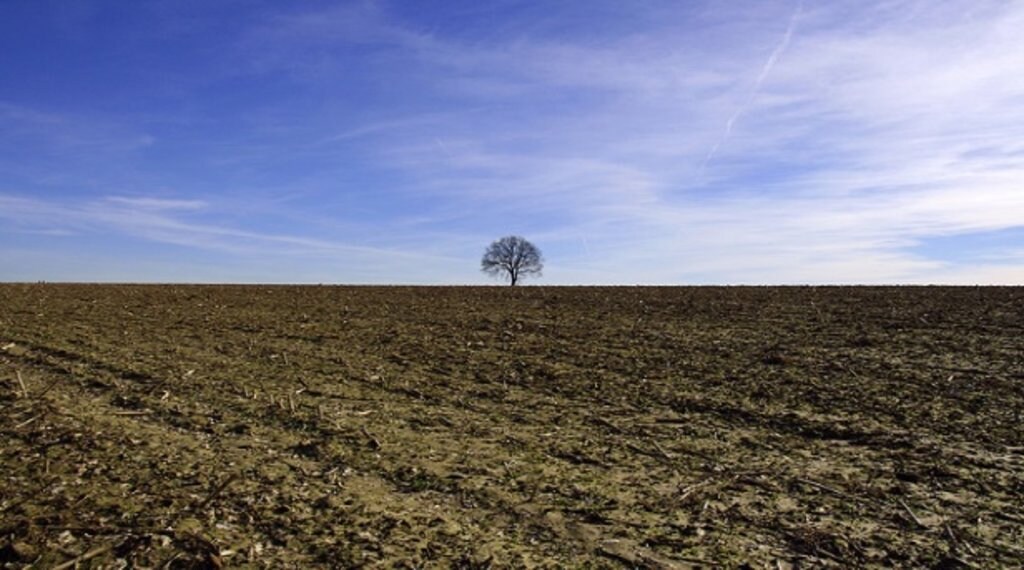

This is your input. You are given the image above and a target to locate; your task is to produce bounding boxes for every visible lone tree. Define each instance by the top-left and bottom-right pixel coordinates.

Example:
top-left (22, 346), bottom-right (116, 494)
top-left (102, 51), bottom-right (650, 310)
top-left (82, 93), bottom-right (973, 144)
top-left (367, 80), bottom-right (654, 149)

top-left (481, 235), bottom-right (543, 286)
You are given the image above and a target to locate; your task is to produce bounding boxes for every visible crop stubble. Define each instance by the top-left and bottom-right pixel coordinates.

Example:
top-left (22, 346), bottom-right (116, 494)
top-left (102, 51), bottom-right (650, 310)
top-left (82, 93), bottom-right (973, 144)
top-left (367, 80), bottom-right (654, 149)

top-left (0, 285), bottom-right (1022, 568)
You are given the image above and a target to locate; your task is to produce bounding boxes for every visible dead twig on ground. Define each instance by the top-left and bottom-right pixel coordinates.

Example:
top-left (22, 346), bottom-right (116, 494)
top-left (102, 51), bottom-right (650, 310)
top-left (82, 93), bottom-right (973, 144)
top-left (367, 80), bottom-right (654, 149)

top-left (52, 543), bottom-right (115, 570)
top-left (794, 478), bottom-right (870, 504)
top-left (41, 524), bottom-right (176, 540)
top-left (590, 415), bottom-right (624, 434)
top-left (195, 473), bottom-right (239, 512)
top-left (33, 376), bottom-right (62, 400)
top-left (899, 499), bottom-right (928, 529)
top-left (945, 523), bottom-right (976, 556)
top-left (678, 479), bottom-right (713, 502)
top-left (361, 426), bottom-right (381, 450)
top-left (16, 370), bottom-right (28, 398)
top-left (597, 541), bottom-right (694, 569)
top-left (959, 529), bottom-right (1024, 558)
top-left (159, 552), bottom-right (183, 569)
top-left (15, 414), bottom-right (40, 429)
top-left (159, 473), bottom-right (240, 532)
top-left (651, 440), bottom-right (674, 460)
top-left (625, 441), bottom-right (673, 464)
top-left (992, 511), bottom-right (1024, 525)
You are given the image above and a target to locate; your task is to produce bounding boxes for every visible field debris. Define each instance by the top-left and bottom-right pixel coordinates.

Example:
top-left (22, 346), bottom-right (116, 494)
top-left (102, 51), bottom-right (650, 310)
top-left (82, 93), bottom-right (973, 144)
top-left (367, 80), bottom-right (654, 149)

top-left (1, 284), bottom-right (1021, 567)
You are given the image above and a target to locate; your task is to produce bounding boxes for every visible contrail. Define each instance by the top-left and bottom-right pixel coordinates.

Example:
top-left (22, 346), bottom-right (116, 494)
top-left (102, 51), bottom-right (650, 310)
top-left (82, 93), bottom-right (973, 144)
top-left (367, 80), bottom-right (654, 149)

top-left (701, 0), bottom-right (803, 172)
top-left (753, 0), bottom-right (801, 90)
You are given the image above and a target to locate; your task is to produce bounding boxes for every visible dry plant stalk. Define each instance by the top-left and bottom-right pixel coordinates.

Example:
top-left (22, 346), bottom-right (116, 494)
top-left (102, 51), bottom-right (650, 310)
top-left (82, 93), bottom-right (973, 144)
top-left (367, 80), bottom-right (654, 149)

top-left (795, 477), bottom-right (864, 502)
top-left (361, 426), bottom-right (382, 450)
top-left (16, 370), bottom-right (28, 398)
top-left (651, 440), bottom-right (674, 460)
top-left (899, 499), bottom-right (928, 528)
top-left (678, 479), bottom-right (712, 501)
top-left (52, 543), bottom-right (114, 570)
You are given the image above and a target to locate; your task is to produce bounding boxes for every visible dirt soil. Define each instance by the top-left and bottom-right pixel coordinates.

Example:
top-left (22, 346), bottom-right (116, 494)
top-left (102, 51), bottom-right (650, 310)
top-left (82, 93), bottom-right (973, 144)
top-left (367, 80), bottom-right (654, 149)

top-left (1, 285), bottom-right (1022, 568)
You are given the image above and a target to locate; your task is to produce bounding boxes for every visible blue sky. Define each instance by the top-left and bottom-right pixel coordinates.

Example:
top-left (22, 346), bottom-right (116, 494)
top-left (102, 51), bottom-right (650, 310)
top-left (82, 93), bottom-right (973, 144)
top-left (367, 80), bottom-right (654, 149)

top-left (2, 0), bottom-right (1023, 284)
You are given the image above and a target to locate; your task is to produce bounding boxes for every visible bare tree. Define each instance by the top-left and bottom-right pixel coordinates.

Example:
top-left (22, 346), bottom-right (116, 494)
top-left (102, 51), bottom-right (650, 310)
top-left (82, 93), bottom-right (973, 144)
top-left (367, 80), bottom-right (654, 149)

top-left (481, 236), bottom-right (543, 286)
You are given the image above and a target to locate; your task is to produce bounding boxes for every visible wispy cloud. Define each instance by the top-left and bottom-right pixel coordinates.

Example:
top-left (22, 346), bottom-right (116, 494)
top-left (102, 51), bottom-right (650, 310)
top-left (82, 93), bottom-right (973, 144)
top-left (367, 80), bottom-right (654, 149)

top-left (0, 194), bottom-right (462, 270)
top-left (105, 197), bottom-right (207, 211)
top-left (0, 101), bottom-right (155, 153)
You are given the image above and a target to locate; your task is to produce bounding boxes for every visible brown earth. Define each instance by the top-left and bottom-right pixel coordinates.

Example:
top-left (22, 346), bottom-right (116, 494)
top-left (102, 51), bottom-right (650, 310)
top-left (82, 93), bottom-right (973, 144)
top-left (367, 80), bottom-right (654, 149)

top-left (0, 284), bottom-right (1021, 568)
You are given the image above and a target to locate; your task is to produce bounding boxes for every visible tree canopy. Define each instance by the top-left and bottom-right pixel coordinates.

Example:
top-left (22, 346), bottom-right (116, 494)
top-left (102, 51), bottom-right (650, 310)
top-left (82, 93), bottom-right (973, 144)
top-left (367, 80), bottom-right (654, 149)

top-left (481, 236), bottom-right (543, 286)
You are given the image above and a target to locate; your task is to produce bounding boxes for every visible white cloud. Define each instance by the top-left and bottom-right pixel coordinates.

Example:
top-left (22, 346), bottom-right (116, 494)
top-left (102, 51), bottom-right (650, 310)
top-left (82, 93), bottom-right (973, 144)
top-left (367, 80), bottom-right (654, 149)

top-left (0, 193), bottom-right (470, 282)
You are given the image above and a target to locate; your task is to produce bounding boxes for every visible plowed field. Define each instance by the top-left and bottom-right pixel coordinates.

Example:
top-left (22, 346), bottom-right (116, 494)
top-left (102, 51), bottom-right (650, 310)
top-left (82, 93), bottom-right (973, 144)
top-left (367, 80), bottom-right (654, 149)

top-left (1, 285), bottom-right (1022, 568)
